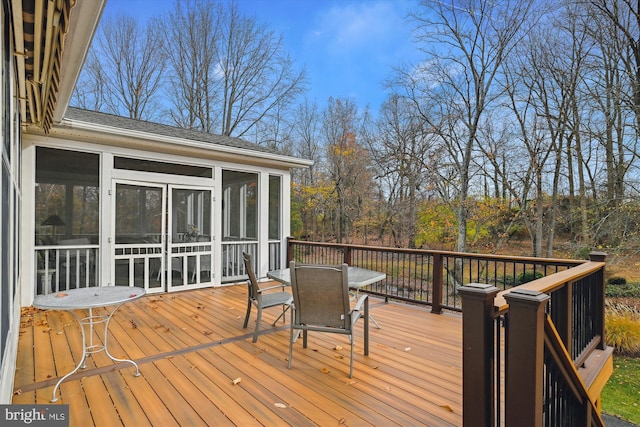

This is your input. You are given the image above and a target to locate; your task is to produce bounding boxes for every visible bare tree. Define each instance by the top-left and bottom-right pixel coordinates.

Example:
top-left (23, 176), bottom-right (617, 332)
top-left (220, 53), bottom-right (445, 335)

top-left (216, 2), bottom-right (307, 137)
top-left (73, 14), bottom-right (167, 120)
top-left (72, 51), bottom-right (108, 111)
top-left (585, 0), bottom-right (637, 223)
top-left (365, 94), bottom-right (433, 248)
top-left (321, 97), bottom-right (373, 243)
top-left (291, 99), bottom-right (322, 186)
top-left (163, 0), bottom-right (221, 131)
top-left (288, 99), bottom-right (322, 237)
top-left (591, 0), bottom-right (640, 124)
top-left (163, 0), bottom-right (307, 138)
top-left (398, 0), bottom-right (536, 253)
top-left (250, 101), bottom-right (296, 153)
top-left (500, 13), bottom-right (590, 257)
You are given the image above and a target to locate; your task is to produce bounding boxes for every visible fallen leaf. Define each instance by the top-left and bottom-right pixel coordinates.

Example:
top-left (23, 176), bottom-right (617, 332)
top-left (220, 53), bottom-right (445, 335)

top-left (321, 367), bottom-right (331, 373)
top-left (339, 418), bottom-right (347, 424)
top-left (274, 403), bottom-right (287, 408)
top-left (440, 405), bottom-right (454, 412)
top-left (56, 293), bottom-right (68, 298)
top-left (404, 347), bottom-right (411, 351)
top-left (232, 377), bottom-right (242, 385)
top-left (334, 345), bottom-right (343, 351)
top-left (13, 389), bottom-right (22, 395)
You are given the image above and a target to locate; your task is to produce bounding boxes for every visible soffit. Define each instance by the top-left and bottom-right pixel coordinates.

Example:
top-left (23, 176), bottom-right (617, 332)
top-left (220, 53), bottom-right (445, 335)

top-left (14, 0), bottom-right (104, 134)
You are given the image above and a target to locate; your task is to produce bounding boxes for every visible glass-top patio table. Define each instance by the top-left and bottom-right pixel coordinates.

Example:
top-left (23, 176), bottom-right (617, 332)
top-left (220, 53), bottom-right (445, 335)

top-left (267, 265), bottom-right (386, 328)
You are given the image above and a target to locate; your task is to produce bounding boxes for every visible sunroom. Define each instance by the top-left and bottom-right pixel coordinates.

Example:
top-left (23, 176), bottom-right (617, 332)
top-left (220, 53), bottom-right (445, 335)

top-left (24, 108), bottom-right (312, 303)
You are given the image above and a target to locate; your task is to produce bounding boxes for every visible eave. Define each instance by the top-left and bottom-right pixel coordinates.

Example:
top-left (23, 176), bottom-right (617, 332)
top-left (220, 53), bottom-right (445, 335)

top-left (46, 117), bottom-right (315, 170)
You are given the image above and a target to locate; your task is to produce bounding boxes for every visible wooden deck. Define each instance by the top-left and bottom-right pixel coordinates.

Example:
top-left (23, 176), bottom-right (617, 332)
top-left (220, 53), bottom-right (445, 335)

top-left (13, 285), bottom-right (463, 426)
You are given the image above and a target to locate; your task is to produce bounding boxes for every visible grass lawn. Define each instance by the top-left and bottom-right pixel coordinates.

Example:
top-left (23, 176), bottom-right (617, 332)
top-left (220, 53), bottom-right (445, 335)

top-left (602, 356), bottom-right (640, 424)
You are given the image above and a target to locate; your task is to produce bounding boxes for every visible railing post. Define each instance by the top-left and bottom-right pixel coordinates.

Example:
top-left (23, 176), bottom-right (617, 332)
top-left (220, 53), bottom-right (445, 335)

top-left (504, 289), bottom-right (550, 427)
top-left (431, 253), bottom-right (443, 314)
top-left (344, 245), bottom-right (352, 265)
top-left (286, 237), bottom-right (294, 263)
top-left (459, 283), bottom-right (500, 427)
top-left (589, 251), bottom-right (607, 350)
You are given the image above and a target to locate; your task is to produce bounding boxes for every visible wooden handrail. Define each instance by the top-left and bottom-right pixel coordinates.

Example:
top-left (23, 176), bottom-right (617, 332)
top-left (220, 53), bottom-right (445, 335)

top-left (287, 238), bottom-right (585, 265)
top-left (493, 260), bottom-right (605, 313)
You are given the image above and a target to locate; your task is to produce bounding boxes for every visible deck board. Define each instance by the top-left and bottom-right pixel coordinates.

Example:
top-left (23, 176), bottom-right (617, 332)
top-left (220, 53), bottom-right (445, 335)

top-left (14, 285), bottom-right (463, 426)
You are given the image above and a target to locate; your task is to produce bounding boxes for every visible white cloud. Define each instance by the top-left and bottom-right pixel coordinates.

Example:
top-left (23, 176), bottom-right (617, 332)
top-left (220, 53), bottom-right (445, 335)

top-left (312, 0), bottom-right (414, 57)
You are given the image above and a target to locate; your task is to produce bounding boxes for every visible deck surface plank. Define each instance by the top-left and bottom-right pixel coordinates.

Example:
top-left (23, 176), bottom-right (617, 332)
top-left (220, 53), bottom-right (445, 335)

top-left (14, 285), bottom-right (463, 426)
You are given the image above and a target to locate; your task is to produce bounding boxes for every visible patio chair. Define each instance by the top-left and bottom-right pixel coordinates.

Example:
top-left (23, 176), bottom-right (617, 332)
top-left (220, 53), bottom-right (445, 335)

top-left (288, 261), bottom-right (369, 378)
top-left (242, 252), bottom-right (293, 343)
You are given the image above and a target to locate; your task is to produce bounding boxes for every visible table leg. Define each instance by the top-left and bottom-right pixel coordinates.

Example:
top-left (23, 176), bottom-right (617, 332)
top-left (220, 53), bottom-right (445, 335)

top-left (350, 288), bottom-right (381, 329)
top-left (103, 304), bottom-right (141, 375)
top-left (50, 310), bottom-right (86, 403)
top-left (50, 305), bottom-right (140, 403)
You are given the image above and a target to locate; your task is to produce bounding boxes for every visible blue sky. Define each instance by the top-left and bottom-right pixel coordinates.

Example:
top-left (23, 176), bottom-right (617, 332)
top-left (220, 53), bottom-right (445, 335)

top-left (103, 0), bottom-right (422, 113)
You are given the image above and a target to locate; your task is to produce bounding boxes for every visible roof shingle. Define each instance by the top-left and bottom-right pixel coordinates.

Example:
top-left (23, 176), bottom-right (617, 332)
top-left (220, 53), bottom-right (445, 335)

top-left (64, 107), bottom-right (280, 155)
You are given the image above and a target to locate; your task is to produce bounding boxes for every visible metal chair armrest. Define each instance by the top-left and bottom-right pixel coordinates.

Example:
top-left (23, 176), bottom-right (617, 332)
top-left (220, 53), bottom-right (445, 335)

top-left (257, 283), bottom-right (289, 293)
top-left (353, 294), bottom-right (368, 312)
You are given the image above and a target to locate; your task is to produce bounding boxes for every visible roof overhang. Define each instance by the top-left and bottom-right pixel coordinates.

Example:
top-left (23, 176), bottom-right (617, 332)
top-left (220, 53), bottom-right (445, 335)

top-left (47, 116), bottom-right (315, 170)
top-left (12, 0), bottom-right (104, 132)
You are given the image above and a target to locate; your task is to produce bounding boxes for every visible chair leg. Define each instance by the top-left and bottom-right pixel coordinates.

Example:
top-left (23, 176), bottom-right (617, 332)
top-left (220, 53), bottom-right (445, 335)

top-left (243, 300), bottom-right (252, 329)
top-left (349, 334), bottom-right (354, 378)
top-left (364, 297), bottom-right (370, 356)
top-left (271, 304), bottom-right (290, 326)
top-left (288, 322), bottom-right (295, 369)
top-left (252, 307), bottom-right (263, 342)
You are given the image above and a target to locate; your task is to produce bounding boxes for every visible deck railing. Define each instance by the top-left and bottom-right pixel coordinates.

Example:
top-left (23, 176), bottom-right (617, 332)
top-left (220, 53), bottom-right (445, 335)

top-left (286, 238), bottom-right (583, 312)
top-left (35, 244), bottom-right (99, 294)
top-left (286, 239), bottom-right (612, 426)
top-left (459, 252), bottom-right (610, 427)
top-left (221, 240), bottom-right (259, 282)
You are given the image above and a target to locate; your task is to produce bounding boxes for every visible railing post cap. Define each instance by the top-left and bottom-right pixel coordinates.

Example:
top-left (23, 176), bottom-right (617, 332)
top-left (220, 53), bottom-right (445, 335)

top-left (458, 283), bottom-right (499, 297)
top-left (589, 251), bottom-right (607, 262)
top-left (504, 288), bottom-right (550, 304)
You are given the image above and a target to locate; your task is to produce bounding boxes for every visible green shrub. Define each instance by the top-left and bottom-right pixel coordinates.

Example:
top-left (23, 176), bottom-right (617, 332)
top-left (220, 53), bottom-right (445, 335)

top-left (517, 271), bottom-right (544, 284)
top-left (573, 246), bottom-right (593, 260)
top-left (605, 303), bottom-right (640, 356)
top-left (607, 276), bottom-right (628, 286)
top-left (606, 283), bottom-right (640, 298)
